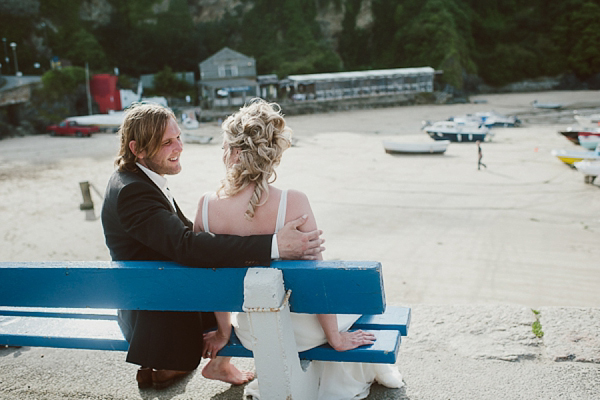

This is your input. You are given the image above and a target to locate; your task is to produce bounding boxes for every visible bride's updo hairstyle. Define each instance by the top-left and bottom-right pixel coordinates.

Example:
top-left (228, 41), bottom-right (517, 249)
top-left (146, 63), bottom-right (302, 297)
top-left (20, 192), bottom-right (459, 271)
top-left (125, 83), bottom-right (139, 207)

top-left (219, 98), bottom-right (292, 220)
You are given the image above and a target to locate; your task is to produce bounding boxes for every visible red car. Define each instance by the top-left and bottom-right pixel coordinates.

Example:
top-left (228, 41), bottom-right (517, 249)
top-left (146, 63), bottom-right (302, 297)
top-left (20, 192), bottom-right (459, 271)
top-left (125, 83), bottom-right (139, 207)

top-left (47, 119), bottom-right (99, 137)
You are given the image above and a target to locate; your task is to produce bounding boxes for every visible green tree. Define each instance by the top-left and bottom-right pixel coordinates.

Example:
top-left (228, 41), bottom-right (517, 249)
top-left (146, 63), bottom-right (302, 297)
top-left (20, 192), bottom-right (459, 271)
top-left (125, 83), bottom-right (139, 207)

top-left (338, 0), bottom-right (371, 70)
top-left (62, 29), bottom-right (107, 69)
top-left (566, 2), bottom-right (600, 78)
top-left (152, 66), bottom-right (193, 98)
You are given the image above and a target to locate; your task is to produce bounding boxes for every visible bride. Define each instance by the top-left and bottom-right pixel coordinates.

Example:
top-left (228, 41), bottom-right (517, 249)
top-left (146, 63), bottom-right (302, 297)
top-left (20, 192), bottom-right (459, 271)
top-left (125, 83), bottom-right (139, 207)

top-left (193, 99), bottom-right (404, 399)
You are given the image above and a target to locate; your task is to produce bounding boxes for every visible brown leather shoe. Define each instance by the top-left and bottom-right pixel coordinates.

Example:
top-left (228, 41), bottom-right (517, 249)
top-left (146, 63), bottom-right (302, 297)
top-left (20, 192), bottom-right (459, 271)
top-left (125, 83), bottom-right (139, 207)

top-left (136, 367), bottom-right (153, 389)
top-left (152, 369), bottom-right (191, 390)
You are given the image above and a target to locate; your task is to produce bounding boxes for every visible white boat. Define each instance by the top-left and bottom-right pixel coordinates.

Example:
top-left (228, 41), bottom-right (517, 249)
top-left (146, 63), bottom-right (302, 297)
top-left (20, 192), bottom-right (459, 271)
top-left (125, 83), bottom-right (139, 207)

top-left (423, 120), bottom-right (490, 142)
top-left (551, 146), bottom-right (600, 165)
top-left (383, 140), bottom-right (450, 154)
top-left (574, 160), bottom-right (600, 176)
top-left (182, 133), bottom-right (213, 144)
top-left (573, 113), bottom-right (600, 127)
top-left (532, 100), bottom-right (562, 109)
top-left (68, 111), bottom-right (125, 130)
top-left (574, 161), bottom-right (600, 184)
top-left (578, 134), bottom-right (600, 150)
top-left (449, 112), bottom-right (521, 128)
top-left (475, 111), bottom-right (521, 127)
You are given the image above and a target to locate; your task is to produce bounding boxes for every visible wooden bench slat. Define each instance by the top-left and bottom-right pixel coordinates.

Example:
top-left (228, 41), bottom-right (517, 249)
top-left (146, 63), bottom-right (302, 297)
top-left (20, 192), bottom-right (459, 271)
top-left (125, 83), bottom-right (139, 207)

top-left (218, 329), bottom-right (401, 364)
top-left (0, 307), bottom-right (410, 334)
top-left (353, 306), bottom-right (411, 336)
top-left (0, 261), bottom-right (385, 315)
top-left (0, 315), bottom-right (401, 364)
top-left (0, 307), bottom-right (118, 320)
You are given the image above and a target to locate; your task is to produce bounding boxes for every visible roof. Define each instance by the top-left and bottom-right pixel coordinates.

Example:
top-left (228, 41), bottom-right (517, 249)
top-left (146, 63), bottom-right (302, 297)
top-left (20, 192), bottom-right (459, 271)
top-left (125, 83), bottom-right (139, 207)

top-left (287, 67), bottom-right (435, 83)
top-left (257, 74), bottom-right (279, 84)
top-left (0, 75), bottom-right (42, 93)
top-left (200, 78), bottom-right (257, 88)
top-left (200, 47), bottom-right (254, 67)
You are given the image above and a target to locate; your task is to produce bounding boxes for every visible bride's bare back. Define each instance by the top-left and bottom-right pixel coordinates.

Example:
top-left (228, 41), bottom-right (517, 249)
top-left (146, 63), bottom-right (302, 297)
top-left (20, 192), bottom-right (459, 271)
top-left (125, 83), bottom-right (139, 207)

top-left (194, 185), bottom-right (318, 238)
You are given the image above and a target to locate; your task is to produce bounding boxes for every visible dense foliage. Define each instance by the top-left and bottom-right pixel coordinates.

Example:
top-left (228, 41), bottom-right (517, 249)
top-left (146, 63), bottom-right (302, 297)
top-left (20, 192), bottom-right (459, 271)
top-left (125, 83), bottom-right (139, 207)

top-left (1, 0), bottom-right (599, 90)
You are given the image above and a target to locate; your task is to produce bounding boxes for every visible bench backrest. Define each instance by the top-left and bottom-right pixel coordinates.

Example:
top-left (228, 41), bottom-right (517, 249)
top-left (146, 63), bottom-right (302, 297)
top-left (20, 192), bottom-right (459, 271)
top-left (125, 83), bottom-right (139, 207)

top-left (0, 260), bottom-right (386, 314)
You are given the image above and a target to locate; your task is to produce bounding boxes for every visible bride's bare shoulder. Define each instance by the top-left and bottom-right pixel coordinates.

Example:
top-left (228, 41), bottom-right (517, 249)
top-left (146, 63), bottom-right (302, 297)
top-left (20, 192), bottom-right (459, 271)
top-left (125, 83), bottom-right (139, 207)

top-left (286, 189), bottom-right (312, 213)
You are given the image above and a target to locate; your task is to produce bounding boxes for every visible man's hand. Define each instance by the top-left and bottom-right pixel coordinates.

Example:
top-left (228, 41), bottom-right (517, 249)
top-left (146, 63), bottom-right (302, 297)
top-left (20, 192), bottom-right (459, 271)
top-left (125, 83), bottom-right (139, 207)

top-left (278, 215), bottom-right (325, 260)
top-left (202, 330), bottom-right (230, 359)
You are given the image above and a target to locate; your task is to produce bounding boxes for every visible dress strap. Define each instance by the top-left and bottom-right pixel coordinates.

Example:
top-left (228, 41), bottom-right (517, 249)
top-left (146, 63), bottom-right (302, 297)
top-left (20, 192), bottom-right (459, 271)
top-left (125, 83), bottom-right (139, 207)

top-left (201, 192), bottom-right (212, 233)
top-left (275, 190), bottom-right (288, 234)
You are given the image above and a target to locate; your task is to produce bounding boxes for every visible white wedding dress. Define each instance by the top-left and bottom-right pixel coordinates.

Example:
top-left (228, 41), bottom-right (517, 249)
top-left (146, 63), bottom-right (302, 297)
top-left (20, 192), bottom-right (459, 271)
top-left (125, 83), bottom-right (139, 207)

top-left (201, 190), bottom-right (404, 399)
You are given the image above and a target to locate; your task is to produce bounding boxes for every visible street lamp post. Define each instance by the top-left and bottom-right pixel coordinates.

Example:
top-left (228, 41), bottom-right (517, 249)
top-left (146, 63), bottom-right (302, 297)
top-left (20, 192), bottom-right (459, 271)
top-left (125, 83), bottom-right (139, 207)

top-left (2, 38), bottom-right (9, 73)
top-left (10, 42), bottom-right (20, 76)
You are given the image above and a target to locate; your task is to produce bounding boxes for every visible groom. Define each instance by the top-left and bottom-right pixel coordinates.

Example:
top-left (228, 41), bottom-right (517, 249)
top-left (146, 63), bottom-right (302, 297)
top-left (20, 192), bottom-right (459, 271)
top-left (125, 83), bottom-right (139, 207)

top-left (101, 102), bottom-right (324, 389)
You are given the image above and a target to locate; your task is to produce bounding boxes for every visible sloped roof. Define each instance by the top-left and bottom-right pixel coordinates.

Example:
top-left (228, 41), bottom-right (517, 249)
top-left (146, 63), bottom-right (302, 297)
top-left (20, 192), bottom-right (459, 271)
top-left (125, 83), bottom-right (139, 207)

top-left (200, 47), bottom-right (254, 66)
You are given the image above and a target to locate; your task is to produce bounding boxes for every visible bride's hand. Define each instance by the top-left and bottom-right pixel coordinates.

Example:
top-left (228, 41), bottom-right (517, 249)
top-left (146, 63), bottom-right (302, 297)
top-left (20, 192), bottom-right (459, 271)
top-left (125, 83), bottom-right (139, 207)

top-left (328, 330), bottom-right (376, 352)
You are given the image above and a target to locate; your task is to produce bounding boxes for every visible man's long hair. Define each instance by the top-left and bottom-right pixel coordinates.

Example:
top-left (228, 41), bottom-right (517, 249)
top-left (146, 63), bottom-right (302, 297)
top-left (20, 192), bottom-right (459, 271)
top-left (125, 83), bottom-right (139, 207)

top-left (115, 103), bottom-right (176, 172)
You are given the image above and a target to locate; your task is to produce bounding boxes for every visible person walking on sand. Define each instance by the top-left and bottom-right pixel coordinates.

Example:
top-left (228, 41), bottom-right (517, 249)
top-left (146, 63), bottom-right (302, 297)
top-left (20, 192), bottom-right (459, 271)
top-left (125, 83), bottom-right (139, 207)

top-left (477, 140), bottom-right (486, 170)
top-left (100, 102), bottom-right (325, 390)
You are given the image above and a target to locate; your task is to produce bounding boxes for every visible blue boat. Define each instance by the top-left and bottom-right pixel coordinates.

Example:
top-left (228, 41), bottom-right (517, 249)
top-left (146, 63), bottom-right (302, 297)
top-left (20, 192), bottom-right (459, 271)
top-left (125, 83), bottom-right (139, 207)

top-left (423, 120), bottom-right (490, 142)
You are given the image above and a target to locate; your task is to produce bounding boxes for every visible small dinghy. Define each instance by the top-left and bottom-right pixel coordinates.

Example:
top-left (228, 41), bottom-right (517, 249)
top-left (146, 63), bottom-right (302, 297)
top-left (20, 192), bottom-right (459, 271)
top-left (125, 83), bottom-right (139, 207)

top-left (383, 140), bottom-right (450, 154)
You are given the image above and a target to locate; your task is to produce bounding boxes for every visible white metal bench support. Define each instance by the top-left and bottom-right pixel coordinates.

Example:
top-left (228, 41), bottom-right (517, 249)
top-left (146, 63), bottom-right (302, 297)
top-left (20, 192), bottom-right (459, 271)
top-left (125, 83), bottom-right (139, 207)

top-left (243, 268), bottom-right (322, 400)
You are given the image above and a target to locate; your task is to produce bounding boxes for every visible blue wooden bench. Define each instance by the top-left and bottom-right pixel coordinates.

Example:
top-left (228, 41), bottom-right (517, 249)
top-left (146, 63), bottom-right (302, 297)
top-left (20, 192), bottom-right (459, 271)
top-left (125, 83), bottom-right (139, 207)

top-left (0, 261), bottom-right (410, 398)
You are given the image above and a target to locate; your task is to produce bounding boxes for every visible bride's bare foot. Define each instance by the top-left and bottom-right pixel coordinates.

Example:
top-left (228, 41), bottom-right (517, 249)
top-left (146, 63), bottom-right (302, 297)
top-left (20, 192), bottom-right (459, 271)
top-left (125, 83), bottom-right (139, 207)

top-left (201, 357), bottom-right (254, 385)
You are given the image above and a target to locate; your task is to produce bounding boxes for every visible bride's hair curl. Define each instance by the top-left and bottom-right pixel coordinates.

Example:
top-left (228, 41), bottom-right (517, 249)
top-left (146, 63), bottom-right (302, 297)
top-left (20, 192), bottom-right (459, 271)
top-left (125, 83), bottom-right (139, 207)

top-left (219, 98), bottom-right (292, 220)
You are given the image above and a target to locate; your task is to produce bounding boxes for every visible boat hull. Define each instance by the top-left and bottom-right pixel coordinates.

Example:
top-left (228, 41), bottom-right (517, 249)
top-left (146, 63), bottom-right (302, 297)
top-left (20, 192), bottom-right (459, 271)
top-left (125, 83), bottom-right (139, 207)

top-left (383, 140), bottom-right (450, 154)
top-left (578, 135), bottom-right (600, 150)
top-left (574, 161), bottom-right (600, 176)
top-left (427, 132), bottom-right (487, 142)
top-left (551, 149), bottom-right (600, 165)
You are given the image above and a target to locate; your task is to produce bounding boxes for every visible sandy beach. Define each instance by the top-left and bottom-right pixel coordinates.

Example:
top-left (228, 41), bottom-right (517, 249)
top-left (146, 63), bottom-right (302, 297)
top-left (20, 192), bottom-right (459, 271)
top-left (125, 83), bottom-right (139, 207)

top-left (1, 91), bottom-right (599, 399)
top-left (1, 90), bottom-right (599, 307)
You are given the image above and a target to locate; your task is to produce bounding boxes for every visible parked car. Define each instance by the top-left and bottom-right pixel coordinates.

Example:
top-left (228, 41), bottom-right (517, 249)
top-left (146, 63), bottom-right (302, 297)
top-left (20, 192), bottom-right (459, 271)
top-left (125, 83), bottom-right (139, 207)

top-left (46, 119), bottom-right (99, 137)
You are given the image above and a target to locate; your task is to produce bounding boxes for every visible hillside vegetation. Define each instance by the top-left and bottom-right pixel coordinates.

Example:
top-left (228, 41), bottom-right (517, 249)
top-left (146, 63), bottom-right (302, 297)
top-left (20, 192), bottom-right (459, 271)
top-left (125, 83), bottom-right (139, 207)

top-left (1, 0), bottom-right (600, 90)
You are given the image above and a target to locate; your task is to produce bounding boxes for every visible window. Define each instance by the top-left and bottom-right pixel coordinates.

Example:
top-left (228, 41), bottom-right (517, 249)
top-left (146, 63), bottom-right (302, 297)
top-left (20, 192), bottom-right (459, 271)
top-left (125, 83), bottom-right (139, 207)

top-left (218, 64), bottom-right (238, 77)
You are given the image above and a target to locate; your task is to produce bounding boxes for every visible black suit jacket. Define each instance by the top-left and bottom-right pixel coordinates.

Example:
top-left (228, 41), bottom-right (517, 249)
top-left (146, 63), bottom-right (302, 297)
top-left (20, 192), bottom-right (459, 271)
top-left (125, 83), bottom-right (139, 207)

top-left (101, 168), bottom-right (272, 370)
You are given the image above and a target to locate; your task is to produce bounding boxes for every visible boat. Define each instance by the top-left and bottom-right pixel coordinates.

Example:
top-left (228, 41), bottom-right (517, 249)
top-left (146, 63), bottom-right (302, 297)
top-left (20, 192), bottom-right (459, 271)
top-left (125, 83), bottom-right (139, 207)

top-left (383, 140), bottom-right (450, 154)
top-left (559, 126), bottom-right (600, 145)
top-left (578, 133), bottom-right (600, 150)
top-left (573, 113), bottom-right (600, 127)
top-left (551, 146), bottom-right (600, 165)
top-left (68, 111), bottom-right (125, 131)
top-left (574, 160), bottom-right (600, 183)
top-left (182, 133), bottom-right (213, 144)
top-left (559, 127), bottom-right (581, 144)
top-left (423, 120), bottom-right (489, 142)
top-left (532, 100), bottom-right (562, 109)
top-left (449, 112), bottom-right (521, 128)
top-left (476, 112), bottom-right (521, 127)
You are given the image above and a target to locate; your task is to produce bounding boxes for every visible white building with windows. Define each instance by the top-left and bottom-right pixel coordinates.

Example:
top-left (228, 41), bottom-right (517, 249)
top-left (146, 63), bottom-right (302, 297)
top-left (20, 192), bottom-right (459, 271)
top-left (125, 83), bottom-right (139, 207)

top-left (281, 67), bottom-right (436, 101)
top-left (198, 47), bottom-right (259, 108)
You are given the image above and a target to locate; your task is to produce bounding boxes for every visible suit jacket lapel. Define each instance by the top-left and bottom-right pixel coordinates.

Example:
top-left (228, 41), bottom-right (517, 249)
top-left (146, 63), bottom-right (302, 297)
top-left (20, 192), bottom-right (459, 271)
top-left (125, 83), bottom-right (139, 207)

top-left (134, 169), bottom-right (178, 214)
top-left (173, 199), bottom-right (193, 228)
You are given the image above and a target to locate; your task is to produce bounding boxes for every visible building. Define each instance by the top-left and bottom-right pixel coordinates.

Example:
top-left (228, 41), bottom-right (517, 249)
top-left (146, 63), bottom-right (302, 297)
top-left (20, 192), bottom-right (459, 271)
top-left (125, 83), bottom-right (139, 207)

top-left (0, 75), bottom-right (42, 126)
top-left (281, 67), bottom-right (435, 101)
top-left (198, 47), bottom-right (259, 108)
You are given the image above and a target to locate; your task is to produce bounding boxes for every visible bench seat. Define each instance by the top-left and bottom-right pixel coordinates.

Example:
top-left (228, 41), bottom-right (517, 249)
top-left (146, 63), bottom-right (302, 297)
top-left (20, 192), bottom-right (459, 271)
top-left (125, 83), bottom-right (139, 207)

top-left (0, 306), bottom-right (410, 363)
